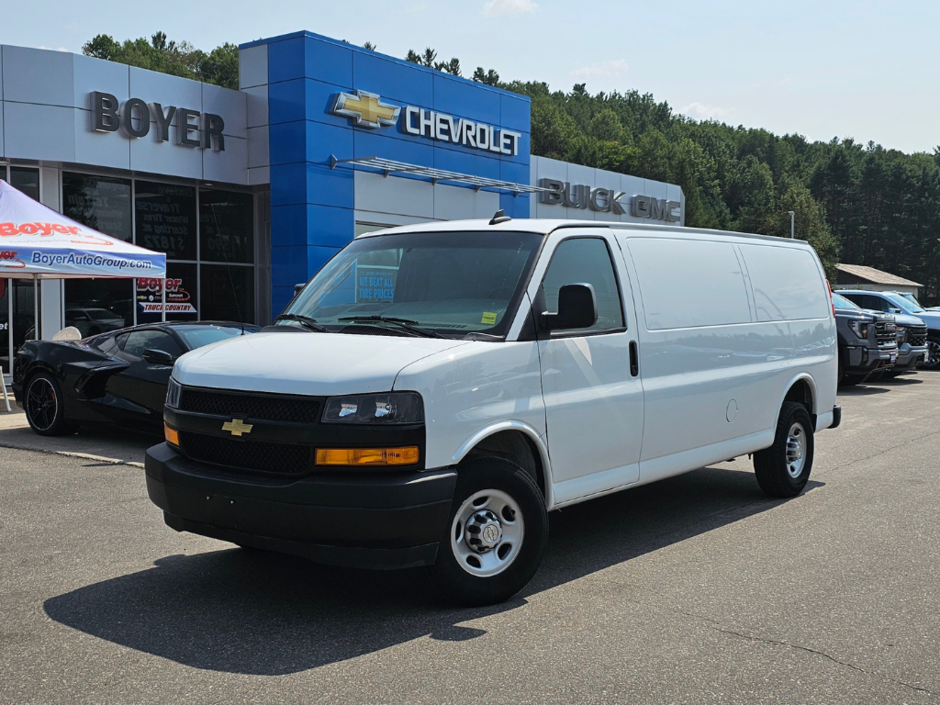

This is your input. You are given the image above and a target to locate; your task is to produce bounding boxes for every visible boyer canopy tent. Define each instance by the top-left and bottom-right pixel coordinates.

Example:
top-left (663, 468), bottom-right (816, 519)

top-left (0, 180), bottom-right (167, 328)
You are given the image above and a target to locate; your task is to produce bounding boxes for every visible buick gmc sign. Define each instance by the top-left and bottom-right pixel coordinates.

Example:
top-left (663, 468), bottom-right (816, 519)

top-left (91, 91), bottom-right (225, 151)
top-left (538, 179), bottom-right (681, 222)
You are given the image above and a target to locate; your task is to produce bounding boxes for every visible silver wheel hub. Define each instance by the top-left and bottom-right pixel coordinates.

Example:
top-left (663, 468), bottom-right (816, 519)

top-left (465, 509), bottom-right (503, 552)
top-left (451, 489), bottom-right (524, 577)
top-left (785, 422), bottom-right (806, 478)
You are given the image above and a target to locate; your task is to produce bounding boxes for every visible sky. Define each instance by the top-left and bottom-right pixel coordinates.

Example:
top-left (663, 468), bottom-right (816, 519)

top-left (4, 0), bottom-right (937, 154)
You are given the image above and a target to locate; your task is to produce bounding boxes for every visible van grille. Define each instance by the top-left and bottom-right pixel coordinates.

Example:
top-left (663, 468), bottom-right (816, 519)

top-left (179, 432), bottom-right (312, 475)
top-left (876, 322), bottom-right (897, 348)
top-left (909, 325), bottom-right (928, 347)
top-left (178, 388), bottom-right (322, 424)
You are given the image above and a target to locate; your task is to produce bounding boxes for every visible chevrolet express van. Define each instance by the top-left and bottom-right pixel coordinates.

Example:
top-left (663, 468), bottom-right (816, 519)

top-left (146, 217), bottom-right (841, 605)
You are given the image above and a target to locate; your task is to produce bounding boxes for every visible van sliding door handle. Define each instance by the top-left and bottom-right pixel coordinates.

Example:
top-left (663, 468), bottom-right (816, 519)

top-left (629, 341), bottom-right (639, 377)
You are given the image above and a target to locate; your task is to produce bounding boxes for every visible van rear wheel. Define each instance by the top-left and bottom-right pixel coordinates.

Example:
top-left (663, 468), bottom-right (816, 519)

top-left (753, 401), bottom-right (814, 498)
top-left (430, 457), bottom-right (548, 606)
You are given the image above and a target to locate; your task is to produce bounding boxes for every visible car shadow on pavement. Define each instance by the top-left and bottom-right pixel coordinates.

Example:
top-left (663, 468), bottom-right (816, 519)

top-left (838, 385), bottom-right (892, 396)
top-left (44, 465), bottom-right (823, 675)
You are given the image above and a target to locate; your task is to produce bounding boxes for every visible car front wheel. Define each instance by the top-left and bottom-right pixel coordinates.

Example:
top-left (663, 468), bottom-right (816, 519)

top-left (753, 401), bottom-right (814, 498)
top-left (430, 457), bottom-right (548, 606)
top-left (924, 337), bottom-right (940, 370)
top-left (24, 373), bottom-right (75, 436)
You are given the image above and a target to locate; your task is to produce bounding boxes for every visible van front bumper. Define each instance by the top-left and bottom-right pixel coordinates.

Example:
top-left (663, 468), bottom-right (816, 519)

top-left (145, 442), bottom-right (456, 569)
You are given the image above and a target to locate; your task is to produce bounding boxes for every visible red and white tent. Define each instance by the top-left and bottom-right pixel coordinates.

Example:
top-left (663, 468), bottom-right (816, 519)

top-left (0, 181), bottom-right (166, 280)
top-left (0, 180), bottom-right (167, 329)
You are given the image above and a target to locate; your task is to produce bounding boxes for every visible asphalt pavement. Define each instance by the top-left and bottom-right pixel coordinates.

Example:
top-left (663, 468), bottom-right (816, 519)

top-left (1, 373), bottom-right (939, 704)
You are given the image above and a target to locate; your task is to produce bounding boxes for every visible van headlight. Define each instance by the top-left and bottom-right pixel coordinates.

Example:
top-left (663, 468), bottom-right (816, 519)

top-left (322, 392), bottom-right (423, 424)
top-left (166, 377), bottom-right (182, 409)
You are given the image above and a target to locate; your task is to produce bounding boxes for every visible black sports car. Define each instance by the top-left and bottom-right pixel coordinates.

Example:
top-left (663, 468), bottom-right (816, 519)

top-left (12, 321), bottom-right (259, 436)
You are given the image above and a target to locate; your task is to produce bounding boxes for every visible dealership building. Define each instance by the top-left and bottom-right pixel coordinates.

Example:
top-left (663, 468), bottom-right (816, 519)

top-left (0, 30), bottom-right (684, 375)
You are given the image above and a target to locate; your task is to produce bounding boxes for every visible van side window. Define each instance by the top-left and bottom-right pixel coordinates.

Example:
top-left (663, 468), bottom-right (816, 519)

top-left (541, 238), bottom-right (624, 334)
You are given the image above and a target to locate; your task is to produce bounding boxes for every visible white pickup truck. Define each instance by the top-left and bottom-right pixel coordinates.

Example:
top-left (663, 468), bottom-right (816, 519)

top-left (146, 216), bottom-right (840, 605)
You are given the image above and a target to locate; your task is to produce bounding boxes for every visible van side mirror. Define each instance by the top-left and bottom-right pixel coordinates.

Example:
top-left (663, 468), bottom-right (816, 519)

top-left (143, 348), bottom-right (176, 366)
top-left (541, 283), bottom-right (598, 331)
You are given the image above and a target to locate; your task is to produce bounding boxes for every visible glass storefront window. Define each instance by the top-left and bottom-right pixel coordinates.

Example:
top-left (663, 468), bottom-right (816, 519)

top-left (1, 278), bottom-right (10, 374)
top-left (10, 167), bottom-right (40, 201)
top-left (64, 279), bottom-right (133, 331)
top-left (135, 181), bottom-right (197, 260)
top-left (200, 264), bottom-right (254, 323)
top-left (63, 173), bottom-right (133, 241)
top-left (200, 189), bottom-right (254, 264)
top-left (63, 173), bottom-right (134, 333)
top-left (137, 263), bottom-right (198, 324)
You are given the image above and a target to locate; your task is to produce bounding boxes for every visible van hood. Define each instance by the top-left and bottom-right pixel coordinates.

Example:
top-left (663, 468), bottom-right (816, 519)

top-left (173, 331), bottom-right (470, 396)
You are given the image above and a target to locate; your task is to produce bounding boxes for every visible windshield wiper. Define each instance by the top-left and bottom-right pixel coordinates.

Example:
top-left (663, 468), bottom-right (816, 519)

top-left (337, 315), bottom-right (445, 339)
top-left (274, 313), bottom-right (330, 332)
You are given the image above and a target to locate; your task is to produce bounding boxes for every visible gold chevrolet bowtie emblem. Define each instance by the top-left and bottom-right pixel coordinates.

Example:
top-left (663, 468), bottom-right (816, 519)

top-left (222, 418), bottom-right (253, 437)
top-left (331, 90), bottom-right (400, 129)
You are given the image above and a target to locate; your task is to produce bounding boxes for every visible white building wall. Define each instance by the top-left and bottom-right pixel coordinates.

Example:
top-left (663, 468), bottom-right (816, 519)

top-left (0, 45), bottom-right (249, 185)
top-left (530, 156), bottom-right (685, 226)
top-left (353, 171), bottom-right (500, 229)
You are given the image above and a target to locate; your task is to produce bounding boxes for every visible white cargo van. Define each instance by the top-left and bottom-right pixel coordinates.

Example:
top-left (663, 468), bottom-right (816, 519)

top-left (147, 217), bottom-right (840, 605)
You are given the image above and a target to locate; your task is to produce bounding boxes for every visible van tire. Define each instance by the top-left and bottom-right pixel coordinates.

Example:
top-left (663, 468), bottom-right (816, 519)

top-left (430, 457), bottom-right (548, 606)
top-left (753, 401), bottom-right (814, 498)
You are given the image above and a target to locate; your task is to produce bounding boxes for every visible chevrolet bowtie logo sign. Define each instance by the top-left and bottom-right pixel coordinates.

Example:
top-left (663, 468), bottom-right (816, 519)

top-left (331, 90), bottom-right (400, 129)
top-left (329, 89), bottom-right (522, 156)
top-left (222, 418), bottom-right (253, 437)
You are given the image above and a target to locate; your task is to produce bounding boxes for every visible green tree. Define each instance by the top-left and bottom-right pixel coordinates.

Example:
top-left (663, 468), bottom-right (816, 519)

top-left (82, 32), bottom-right (239, 89)
top-left (769, 183), bottom-right (841, 279)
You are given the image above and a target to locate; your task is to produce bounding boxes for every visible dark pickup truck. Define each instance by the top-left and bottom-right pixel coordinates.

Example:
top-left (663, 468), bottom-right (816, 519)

top-left (833, 293), bottom-right (898, 385)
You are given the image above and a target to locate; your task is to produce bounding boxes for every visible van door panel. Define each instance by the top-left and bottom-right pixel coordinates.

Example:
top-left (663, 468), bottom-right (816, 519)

top-left (619, 235), bottom-right (777, 468)
top-left (532, 230), bottom-right (644, 505)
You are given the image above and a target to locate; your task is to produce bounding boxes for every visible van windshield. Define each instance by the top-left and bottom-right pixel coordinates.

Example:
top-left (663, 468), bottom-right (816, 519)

top-left (283, 231), bottom-right (543, 339)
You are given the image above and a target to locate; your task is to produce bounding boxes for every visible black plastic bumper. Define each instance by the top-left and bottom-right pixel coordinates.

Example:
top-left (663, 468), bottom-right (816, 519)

top-left (893, 345), bottom-right (928, 372)
top-left (145, 442), bottom-right (457, 569)
top-left (844, 344), bottom-right (895, 374)
top-left (830, 405), bottom-right (842, 430)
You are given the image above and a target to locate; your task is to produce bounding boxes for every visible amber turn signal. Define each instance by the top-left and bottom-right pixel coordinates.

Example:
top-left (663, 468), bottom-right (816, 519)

top-left (315, 446), bottom-right (419, 466)
top-left (164, 423), bottom-right (180, 447)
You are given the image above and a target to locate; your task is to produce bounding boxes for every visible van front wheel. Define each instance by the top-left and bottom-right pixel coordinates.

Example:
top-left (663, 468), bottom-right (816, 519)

top-left (753, 401), bottom-right (814, 498)
top-left (430, 457), bottom-right (548, 606)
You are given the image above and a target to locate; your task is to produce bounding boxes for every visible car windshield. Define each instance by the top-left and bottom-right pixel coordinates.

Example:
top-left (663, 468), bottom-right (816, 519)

top-left (283, 231), bottom-right (544, 338)
top-left (87, 308), bottom-right (123, 321)
top-left (884, 292), bottom-right (924, 313)
top-left (899, 292), bottom-right (925, 309)
top-left (833, 294), bottom-right (860, 310)
top-left (175, 325), bottom-right (256, 349)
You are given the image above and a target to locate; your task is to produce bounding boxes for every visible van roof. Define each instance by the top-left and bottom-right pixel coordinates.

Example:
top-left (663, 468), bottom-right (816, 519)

top-left (356, 218), bottom-right (815, 247)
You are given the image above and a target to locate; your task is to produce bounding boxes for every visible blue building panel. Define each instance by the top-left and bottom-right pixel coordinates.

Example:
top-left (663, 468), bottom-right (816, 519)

top-left (353, 51), bottom-right (433, 108)
top-left (304, 162), bottom-right (355, 209)
top-left (305, 204), bottom-right (356, 249)
top-left (267, 37), bottom-right (307, 84)
top-left (303, 79), bottom-right (356, 128)
top-left (433, 148), bottom-right (501, 180)
top-left (500, 192), bottom-right (531, 220)
top-left (500, 94), bottom-right (531, 133)
top-left (268, 78), bottom-right (307, 124)
top-left (251, 30), bottom-right (534, 315)
top-left (270, 162), bottom-right (307, 207)
top-left (304, 36), bottom-right (354, 88)
top-left (353, 129), bottom-right (434, 167)
top-left (433, 73), bottom-right (501, 126)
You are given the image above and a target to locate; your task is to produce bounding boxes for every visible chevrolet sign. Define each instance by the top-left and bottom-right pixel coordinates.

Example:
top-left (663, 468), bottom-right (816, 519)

top-left (331, 90), bottom-right (521, 157)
